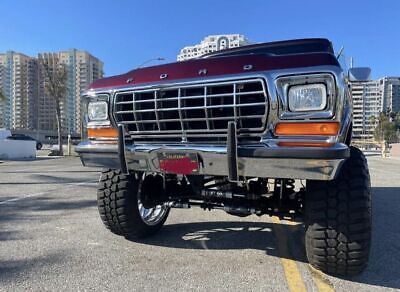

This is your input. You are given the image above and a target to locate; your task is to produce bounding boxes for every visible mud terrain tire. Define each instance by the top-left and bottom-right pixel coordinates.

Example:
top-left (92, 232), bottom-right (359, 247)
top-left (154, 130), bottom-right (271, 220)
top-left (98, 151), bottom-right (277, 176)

top-left (97, 169), bottom-right (169, 239)
top-left (305, 146), bottom-right (371, 276)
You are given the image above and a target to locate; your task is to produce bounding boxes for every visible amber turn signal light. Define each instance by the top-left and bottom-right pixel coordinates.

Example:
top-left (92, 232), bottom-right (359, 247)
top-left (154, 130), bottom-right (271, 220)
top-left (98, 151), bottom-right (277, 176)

top-left (275, 122), bottom-right (340, 136)
top-left (88, 127), bottom-right (118, 139)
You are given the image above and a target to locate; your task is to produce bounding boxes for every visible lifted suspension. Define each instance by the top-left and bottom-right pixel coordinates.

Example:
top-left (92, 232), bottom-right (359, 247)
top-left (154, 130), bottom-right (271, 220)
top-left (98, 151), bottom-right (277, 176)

top-left (143, 173), bottom-right (304, 218)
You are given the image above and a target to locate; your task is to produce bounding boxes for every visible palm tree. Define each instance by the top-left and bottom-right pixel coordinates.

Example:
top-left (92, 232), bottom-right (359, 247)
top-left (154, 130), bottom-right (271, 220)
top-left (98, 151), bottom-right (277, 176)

top-left (39, 58), bottom-right (68, 155)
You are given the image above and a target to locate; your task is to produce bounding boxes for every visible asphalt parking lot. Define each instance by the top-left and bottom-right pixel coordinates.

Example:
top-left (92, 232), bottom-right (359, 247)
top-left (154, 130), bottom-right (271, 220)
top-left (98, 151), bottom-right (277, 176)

top-left (0, 155), bottom-right (399, 291)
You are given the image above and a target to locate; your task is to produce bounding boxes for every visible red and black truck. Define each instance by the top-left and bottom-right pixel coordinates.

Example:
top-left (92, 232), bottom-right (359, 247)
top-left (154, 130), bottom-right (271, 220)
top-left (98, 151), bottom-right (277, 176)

top-left (76, 38), bottom-right (371, 276)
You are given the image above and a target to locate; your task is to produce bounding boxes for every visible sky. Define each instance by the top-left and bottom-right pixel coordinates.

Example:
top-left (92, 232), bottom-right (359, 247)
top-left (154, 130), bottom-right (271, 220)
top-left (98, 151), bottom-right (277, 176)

top-left (0, 0), bottom-right (399, 79)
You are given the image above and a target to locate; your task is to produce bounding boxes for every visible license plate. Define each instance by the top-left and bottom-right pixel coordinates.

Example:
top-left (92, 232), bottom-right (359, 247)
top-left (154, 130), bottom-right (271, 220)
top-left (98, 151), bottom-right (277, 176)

top-left (158, 152), bottom-right (199, 175)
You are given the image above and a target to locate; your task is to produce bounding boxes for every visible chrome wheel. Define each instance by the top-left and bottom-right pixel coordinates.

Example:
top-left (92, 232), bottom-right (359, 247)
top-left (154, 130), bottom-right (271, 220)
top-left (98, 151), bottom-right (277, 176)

top-left (137, 173), bottom-right (169, 226)
top-left (138, 201), bottom-right (169, 226)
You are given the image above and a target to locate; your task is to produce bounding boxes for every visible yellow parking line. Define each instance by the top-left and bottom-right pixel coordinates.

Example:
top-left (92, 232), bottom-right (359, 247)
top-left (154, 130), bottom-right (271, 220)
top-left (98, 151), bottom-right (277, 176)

top-left (282, 219), bottom-right (335, 292)
top-left (271, 216), bottom-right (307, 292)
top-left (272, 216), bottom-right (336, 292)
top-left (309, 265), bottom-right (335, 292)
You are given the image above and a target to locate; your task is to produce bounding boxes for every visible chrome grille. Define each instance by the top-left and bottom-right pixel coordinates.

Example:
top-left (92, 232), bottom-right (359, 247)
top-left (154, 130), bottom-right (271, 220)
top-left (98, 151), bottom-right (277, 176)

top-left (113, 78), bottom-right (268, 141)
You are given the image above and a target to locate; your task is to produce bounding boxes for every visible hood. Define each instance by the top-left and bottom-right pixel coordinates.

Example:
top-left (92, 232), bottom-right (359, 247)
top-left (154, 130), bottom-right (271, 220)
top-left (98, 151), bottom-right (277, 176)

top-left (89, 52), bottom-right (339, 91)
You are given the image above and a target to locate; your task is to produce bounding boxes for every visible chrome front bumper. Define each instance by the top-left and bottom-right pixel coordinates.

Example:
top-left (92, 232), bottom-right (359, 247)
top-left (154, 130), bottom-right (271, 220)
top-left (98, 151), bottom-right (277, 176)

top-left (76, 140), bottom-right (349, 181)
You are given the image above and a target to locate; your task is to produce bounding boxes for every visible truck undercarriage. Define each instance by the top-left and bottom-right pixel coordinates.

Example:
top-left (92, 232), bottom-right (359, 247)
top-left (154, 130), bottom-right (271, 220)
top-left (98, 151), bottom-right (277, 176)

top-left (141, 174), bottom-right (303, 218)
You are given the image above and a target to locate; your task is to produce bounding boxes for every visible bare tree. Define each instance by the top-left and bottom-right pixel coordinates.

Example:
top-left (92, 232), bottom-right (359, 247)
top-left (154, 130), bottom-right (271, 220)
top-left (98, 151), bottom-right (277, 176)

top-left (39, 58), bottom-right (68, 155)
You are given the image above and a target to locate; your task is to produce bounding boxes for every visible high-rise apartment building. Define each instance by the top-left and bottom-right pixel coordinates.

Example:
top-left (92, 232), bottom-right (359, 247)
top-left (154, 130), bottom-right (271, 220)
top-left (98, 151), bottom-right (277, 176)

top-left (0, 49), bottom-right (103, 135)
top-left (381, 77), bottom-right (400, 113)
top-left (0, 52), bottom-right (38, 130)
top-left (349, 76), bottom-right (400, 141)
top-left (349, 80), bottom-right (382, 140)
top-left (177, 34), bottom-right (251, 61)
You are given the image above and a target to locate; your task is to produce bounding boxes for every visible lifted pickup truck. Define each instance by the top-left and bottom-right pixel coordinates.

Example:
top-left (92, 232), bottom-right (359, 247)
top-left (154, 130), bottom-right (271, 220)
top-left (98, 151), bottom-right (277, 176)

top-left (76, 38), bottom-right (371, 276)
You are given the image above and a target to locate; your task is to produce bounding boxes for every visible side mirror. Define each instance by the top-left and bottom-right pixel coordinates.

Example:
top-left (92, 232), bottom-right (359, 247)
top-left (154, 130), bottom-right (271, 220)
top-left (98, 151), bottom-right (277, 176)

top-left (348, 67), bottom-right (371, 81)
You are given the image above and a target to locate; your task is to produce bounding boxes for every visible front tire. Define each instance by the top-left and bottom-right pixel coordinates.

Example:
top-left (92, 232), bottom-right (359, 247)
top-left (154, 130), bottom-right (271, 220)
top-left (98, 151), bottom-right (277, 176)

top-left (97, 169), bottom-right (170, 239)
top-left (305, 146), bottom-right (372, 276)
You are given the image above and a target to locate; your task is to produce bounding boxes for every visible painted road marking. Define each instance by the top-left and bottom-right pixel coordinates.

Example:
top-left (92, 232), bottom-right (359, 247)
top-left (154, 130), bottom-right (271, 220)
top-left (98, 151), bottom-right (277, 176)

top-left (0, 191), bottom-right (47, 205)
top-left (369, 167), bottom-right (400, 176)
top-left (283, 219), bottom-right (335, 292)
top-left (0, 181), bottom-right (97, 205)
top-left (309, 265), bottom-right (335, 292)
top-left (272, 216), bottom-right (336, 292)
top-left (271, 216), bottom-right (307, 292)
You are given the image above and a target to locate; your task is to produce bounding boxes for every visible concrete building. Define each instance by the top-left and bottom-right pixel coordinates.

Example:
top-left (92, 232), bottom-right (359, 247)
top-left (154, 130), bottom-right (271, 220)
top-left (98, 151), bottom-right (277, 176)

top-left (381, 77), bottom-right (400, 113)
top-left (59, 49), bottom-right (103, 134)
top-left (0, 52), bottom-right (38, 130)
top-left (0, 49), bottom-right (103, 136)
top-left (350, 79), bottom-right (382, 140)
top-left (177, 34), bottom-right (251, 61)
top-left (349, 76), bottom-right (400, 141)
